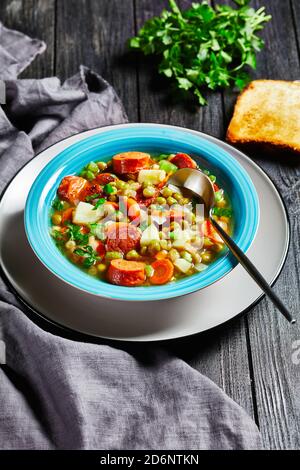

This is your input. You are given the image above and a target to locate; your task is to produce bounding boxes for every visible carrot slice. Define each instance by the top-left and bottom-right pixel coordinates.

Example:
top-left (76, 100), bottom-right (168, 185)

top-left (113, 152), bottom-right (150, 174)
top-left (125, 197), bottom-right (140, 221)
top-left (203, 220), bottom-right (223, 243)
top-left (150, 259), bottom-right (174, 285)
top-left (170, 153), bottom-right (197, 169)
top-left (61, 207), bottom-right (74, 224)
top-left (155, 251), bottom-right (168, 260)
top-left (107, 259), bottom-right (146, 286)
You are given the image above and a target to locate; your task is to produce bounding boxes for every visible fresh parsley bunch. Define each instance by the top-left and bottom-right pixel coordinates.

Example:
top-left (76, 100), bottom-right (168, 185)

top-left (129, 0), bottom-right (271, 105)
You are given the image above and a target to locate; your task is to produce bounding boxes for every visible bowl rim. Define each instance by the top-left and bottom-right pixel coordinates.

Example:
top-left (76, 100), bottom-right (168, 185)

top-left (24, 123), bottom-right (260, 301)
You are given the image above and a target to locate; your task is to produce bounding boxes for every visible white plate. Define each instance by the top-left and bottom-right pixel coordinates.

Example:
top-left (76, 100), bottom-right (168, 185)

top-left (0, 124), bottom-right (289, 342)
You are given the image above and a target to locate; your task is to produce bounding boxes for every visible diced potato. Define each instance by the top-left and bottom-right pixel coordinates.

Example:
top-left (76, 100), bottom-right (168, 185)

top-left (172, 228), bottom-right (192, 249)
top-left (174, 258), bottom-right (192, 274)
top-left (194, 263), bottom-right (208, 272)
top-left (138, 170), bottom-right (166, 185)
top-left (140, 223), bottom-right (160, 246)
top-left (73, 201), bottom-right (103, 225)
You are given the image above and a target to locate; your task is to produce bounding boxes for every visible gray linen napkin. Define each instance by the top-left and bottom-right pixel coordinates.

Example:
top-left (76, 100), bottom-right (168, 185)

top-left (0, 22), bottom-right (262, 450)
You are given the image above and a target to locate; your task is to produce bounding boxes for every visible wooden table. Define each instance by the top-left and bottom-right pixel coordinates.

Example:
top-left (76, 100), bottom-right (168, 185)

top-left (1, 0), bottom-right (299, 450)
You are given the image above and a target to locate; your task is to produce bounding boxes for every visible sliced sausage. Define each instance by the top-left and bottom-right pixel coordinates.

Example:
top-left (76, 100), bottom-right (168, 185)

top-left (170, 153), bottom-right (197, 169)
top-left (58, 176), bottom-right (88, 204)
top-left (80, 182), bottom-right (103, 201)
top-left (107, 259), bottom-right (146, 286)
top-left (113, 152), bottom-right (150, 174)
top-left (96, 173), bottom-right (116, 185)
top-left (105, 222), bottom-right (141, 254)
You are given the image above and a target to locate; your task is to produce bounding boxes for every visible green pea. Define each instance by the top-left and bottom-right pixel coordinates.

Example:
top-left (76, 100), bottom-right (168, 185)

top-left (160, 239), bottom-right (169, 250)
top-left (126, 250), bottom-right (140, 260)
top-left (161, 187), bottom-right (173, 198)
top-left (104, 183), bottom-right (117, 195)
top-left (148, 240), bottom-right (161, 253)
top-left (86, 170), bottom-right (95, 181)
top-left (167, 196), bottom-right (177, 206)
top-left (97, 161), bottom-right (107, 171)
top-left (61, 201), bottom-right (70, 210)
top-left (156, 196), bottom-right (167, 205)
top-left (181, 198), bottom-right (190, 205)
top-left (105, 251), bottom-right (123, 260)
top-left (201, 251), bottom-right (213, 263)
top-left (52, 213), bottom-right (62, 225)
top-left (143, 186), bottom-right (156, 198)
top-left (116, 180), bottom-right (126, 190)
top-left (130, 182), bottom-right (140, 191)
top-left (87, 161), bottom-right (99, 173)
top-left (97, 263), bottom-right (107, 273)
top-left (173, 192), bottom-right (182, 202)
top-left (209, 174), bottom-right (216, 183)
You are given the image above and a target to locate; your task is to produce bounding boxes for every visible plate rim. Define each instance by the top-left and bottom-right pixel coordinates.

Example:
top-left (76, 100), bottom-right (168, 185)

top-left (24, 124), bottom-right (260, 301)
top-left (0, 123), bottom-right (290, 342)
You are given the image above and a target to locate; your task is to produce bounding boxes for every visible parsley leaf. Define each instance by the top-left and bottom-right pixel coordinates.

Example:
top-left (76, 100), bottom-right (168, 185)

top-left (212, 207), bottom-right (233, 217)
top-left (93, 198), bottom-right (106, 210)
top-left (52, 198), bottom-right (64, 211)
top-left (74, 245), bottom-right (100, 267)
top-left (129, 0), bottom-right (271, 105)
top-left (65, 222), bottom-right (89, 245)
top-left (86, 193), bottom-right (101, 202)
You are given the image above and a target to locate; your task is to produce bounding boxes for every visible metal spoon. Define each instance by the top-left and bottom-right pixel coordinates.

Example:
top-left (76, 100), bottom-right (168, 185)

top-left (168, 168), bottom-right (295, 324)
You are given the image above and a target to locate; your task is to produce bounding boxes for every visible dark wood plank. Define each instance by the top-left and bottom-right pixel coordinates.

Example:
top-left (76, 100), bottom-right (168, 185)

top-left (0, 0), bottom-right (55, 78)
top-left (291, 0), bottom-right (300, 72)
top-left (135, 0), bottom-right (255, 419)
top-left (135, 0), bottom-right (224, 137)
top-left (221, 0), bottom-right (300, 449)
top-left (55, 0), bottom-right (138, 122)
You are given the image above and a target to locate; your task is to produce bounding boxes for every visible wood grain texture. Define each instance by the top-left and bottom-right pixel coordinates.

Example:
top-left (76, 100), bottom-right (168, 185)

top-left (222, 0), bottom-right (300, 449)
top-left (0, 0), bottom-right (55, 78)
top-left (55, 0), bottom-right (138, 121)
top-left (135, 0), bottom-right (254, 420)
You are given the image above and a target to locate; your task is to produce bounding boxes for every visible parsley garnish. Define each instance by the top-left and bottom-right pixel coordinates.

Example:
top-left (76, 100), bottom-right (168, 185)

top-left (65, 222), bottom-right (89, 245)
top-left (86, 193), bottom-right (101, 202)
top-left (74, 245), bottom-right (100, 267)
top-left (212, 207), bottom-right (232, 217)
top-left (52, 198), bottom-right (64, 211)
top-left (129, 0), bottom-right (271, 105)
top-left (52, 229), bottom-right (65, 247)
top-left (92, 198), bottom-right (106, 210)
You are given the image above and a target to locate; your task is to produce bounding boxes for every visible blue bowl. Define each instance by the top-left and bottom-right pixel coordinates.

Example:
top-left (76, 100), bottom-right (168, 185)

top-left (25, 124), bottom-right (259, 301)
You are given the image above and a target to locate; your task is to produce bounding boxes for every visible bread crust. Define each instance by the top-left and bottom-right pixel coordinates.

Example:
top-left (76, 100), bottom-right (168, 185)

top-left (226, 80), bottom-right (300, 155)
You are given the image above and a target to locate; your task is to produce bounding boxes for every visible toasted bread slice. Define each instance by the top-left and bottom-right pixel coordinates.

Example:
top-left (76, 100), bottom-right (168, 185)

top-left (227, 80), bottom-right (300, 155)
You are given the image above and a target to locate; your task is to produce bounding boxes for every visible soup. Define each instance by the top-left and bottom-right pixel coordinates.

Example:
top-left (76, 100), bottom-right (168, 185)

top-left (50, 151), bottom-right (233, 286)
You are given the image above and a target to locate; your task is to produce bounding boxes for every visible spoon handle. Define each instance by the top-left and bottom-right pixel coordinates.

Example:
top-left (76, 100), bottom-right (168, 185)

top-left (210, 217), bottom-right (296, 324)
